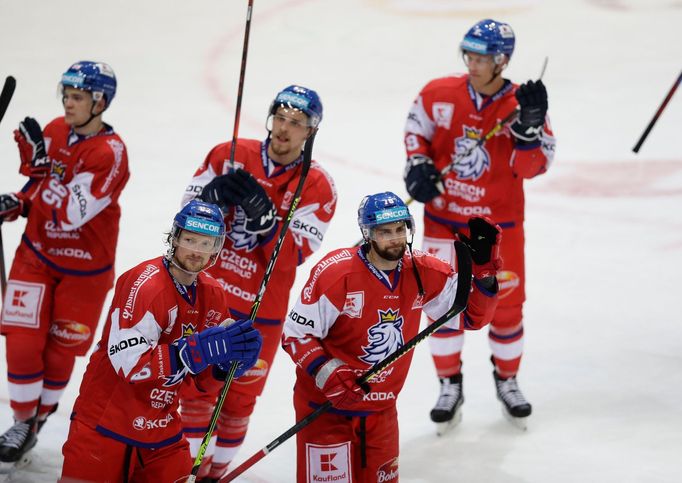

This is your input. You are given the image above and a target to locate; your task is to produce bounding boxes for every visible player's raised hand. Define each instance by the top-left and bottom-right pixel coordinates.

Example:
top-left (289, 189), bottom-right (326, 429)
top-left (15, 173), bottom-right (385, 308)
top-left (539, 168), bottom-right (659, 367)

top-left (459, 216), bottom-right (502, 280)
top-left (511, 80), bottom-right (548, 143)
top-left (222, 169), bottom-right (277, 235)
top-left (14, 117), bottom-right (51, 177)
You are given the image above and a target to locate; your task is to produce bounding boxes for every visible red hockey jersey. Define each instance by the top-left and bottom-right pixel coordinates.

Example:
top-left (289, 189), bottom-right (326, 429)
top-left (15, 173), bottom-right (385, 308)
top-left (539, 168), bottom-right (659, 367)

top-left (405, 74), bottom-right (555, 227)
top-left (282, 246), bottom-right (497, 413)
top-left (182, 138), bottom-right (337, 322)
top-left (71, 256), bottom-right (229, 448)
top-left (19, 117), bottom-right (129, 274)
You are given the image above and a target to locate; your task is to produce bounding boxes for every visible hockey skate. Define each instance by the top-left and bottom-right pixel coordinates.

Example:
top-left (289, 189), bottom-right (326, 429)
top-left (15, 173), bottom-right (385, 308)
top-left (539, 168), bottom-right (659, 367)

top-left (0, 418), bottom-right (37, 474)
top-left (493, 371), bottom-right (532, 430)
top-left (430, 374), bottom-right (464, 436)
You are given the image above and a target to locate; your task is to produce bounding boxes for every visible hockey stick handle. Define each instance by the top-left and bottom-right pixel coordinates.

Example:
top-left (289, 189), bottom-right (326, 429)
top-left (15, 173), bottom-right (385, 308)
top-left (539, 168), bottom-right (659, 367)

top-left (188, 131), bottom-right (316, 480)
top-left (221, 241), bottom-right (473, 482)
top-left (632, 69), bottom-right (682, 153)
top-left (227, 0), bottom-right (254, 169)
top-left (0, 75), bottom-right (17, 299)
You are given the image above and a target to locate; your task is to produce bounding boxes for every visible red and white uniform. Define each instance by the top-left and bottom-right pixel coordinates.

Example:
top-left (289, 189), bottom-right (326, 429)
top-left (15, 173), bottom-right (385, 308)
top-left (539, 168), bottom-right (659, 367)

top-left (405, 74), bottom-right (556, 377)
top-left (282, 245), bottom-right (497, 482)
top-left (178, 138), bottom-right (337, 474)
top-left (1, 116), bottom-right (129, 421)
top-left (61, 256), bottom-right (229, 482)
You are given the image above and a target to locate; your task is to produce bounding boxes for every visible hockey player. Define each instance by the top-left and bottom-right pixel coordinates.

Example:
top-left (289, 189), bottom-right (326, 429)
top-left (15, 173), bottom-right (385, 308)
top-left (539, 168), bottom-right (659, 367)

top-left (282, 191), bottom-right (500, 482)
top-left (0, 61), bottom-right (130, 468)
top-left (60, 200), bottom-right (263, 482)
top-left (403, 19), bottom-right (556, 430)
top-left (178, 85), bottom-right (337, 480)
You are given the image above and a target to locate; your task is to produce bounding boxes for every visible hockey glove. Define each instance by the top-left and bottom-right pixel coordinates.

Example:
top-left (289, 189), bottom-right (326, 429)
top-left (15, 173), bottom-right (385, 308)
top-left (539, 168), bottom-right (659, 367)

top-left (0, 193), bottom-right (25, 223)
top-left (222, 169), bottom-right (277, 235)
top-left (14, 117), bottom-right (51, 178)
top-left (213, 319), bottom-right (263, 379)
top-left (199, 174), bottom-right (235, 214)
top-left (510, 80), bottom-right (548, 144)
top-left (177, 320), bottom-right (263, 375)
top-left (315, 358), bottom-right (370, 410)
top-left (404, 154), bottom-right (444, 203)
top-left (459, 216), bottom-right (503, 280)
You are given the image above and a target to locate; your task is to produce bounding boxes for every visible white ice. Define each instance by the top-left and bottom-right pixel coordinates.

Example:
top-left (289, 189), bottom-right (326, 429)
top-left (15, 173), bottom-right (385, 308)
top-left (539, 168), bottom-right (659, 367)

top-left (1, 0), bottom-right (681, 481)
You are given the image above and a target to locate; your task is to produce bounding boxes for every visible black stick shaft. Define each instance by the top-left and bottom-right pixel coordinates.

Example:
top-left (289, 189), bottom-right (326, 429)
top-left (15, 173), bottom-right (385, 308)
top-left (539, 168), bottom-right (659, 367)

top-left (633, 70), bottom-right (682, 153)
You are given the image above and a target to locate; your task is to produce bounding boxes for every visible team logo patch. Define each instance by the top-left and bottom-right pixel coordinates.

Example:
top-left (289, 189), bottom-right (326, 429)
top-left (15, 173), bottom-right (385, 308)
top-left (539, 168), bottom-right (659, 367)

top-left (342, 291), bottom-right (364, 318)
top-left (360, 309), bottom-right (404, 365)
top-left (306, 442), bottom-right (351, 483)
top-left (432, 102), bottom-right (454, 129)
top-left (234, 359), bottom-right (269, 385)
top-left (452, 126), bottom-right (491, 181)
top-left (1, 281), bottom-right (44, 328)
top-left (497, 270), bottom-right (520, 299)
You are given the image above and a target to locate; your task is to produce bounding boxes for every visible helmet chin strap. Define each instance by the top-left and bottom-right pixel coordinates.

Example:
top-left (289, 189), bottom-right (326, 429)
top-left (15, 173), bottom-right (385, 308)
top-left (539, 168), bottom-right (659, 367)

top-left (165, 248), bottom-right (218, 278)
top-left (73, 97), bottom-right (107, 129)
top-left (484, 63), bottom-right (505, 87)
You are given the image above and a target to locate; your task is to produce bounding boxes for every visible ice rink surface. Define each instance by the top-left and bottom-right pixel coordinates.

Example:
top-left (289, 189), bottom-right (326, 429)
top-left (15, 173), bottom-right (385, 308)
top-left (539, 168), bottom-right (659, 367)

top-left (1, 0), bottom-right (681, 481)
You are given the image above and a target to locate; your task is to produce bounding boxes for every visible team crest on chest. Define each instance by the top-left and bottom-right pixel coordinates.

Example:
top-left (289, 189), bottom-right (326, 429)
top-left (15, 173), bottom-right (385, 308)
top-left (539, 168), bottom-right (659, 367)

top-left (452, 126), bottom-right (491, 181)
top-left (226, 207), bottom-right (259, 251)
top-left (359, 309), bottom-right (404, 365)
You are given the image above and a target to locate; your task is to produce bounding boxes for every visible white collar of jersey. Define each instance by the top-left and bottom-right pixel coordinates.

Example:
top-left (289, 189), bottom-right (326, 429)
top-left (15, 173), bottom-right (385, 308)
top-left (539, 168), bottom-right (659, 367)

top-left (466, 78), bottom-right (513, 112)
top-left (261, 138), bottom-right (303, 178)
top-left (357, 245), bottom-right (402, 292)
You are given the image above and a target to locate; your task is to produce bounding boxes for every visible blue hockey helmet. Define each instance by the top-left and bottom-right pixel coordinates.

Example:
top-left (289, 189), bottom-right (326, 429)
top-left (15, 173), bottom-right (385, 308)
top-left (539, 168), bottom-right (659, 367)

top-left (269, 85), bottom-right (323, 128)
top-left (460, 19), bottom-right (515, 63)
top-left (358, 192), bottom-right (415, 242)
top-left (60, 61), bottom-right (117, 108)
top-left (170, 200), bottom-right (226, 256)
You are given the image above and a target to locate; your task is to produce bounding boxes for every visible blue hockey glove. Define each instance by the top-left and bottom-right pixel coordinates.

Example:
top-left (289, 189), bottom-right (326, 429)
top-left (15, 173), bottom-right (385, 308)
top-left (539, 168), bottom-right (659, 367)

top-left (177, 320), bottom-right (262, 375)
top-left (212, 319), bottom-right (263, 378)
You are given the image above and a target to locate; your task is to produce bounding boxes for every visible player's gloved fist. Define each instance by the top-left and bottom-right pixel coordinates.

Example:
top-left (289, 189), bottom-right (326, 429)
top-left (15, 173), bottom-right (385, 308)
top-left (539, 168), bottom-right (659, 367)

top-left (199, 174), bottom-right (234, 214)
top-left (511, 80), bottom-right (548, 143)
top-left (177, 320), bottom-right (262, 375)
top-left (222, 169), bottom-right (277, 235)
top-left (459, 216), bottom-right (503, 281)
top-left (14, 117), bottom-right (51, 178)
top-left (315, 358), bottom-right (370, 410)
top-left (0, 193), bottom-right (25, 223)
top-left (404, 154), bottom-right (444, 203)
top-left (213, 319), bottom-right (263, 378)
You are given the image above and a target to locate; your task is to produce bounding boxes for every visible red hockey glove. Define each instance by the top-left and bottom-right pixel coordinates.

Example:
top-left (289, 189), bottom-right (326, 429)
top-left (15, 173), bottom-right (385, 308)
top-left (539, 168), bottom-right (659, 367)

top-left (459, 216), bottom-right (503, 280)
top-left (0, 193), bottom-right (25, 223)
top-left (14, 117), bottom-right (50, 178)
top-left (315, 358), bottom-right (369, 410)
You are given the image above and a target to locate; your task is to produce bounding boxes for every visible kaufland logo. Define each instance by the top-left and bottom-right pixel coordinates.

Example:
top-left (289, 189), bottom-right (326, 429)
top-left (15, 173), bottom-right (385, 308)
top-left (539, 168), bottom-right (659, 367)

top-left (12, 290), bottom-right (28, 307)
top-left (375, 207), bottom-right (407, 222)
top-left (185, 217), bottom-right (220, 234)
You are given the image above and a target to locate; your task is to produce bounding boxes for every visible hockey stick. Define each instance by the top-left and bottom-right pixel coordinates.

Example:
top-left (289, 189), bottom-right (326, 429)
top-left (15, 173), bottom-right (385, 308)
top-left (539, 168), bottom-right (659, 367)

top-left (0, 75), bottom-right (17, 300)
top-left (221, 240), bottom-right (473, 482)
top-left (187, 131), bottom-right (316, 481)
top-left (632, 69), bottom-right (682, 153)
top-left (227, 0), bottom-right (255, 170)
